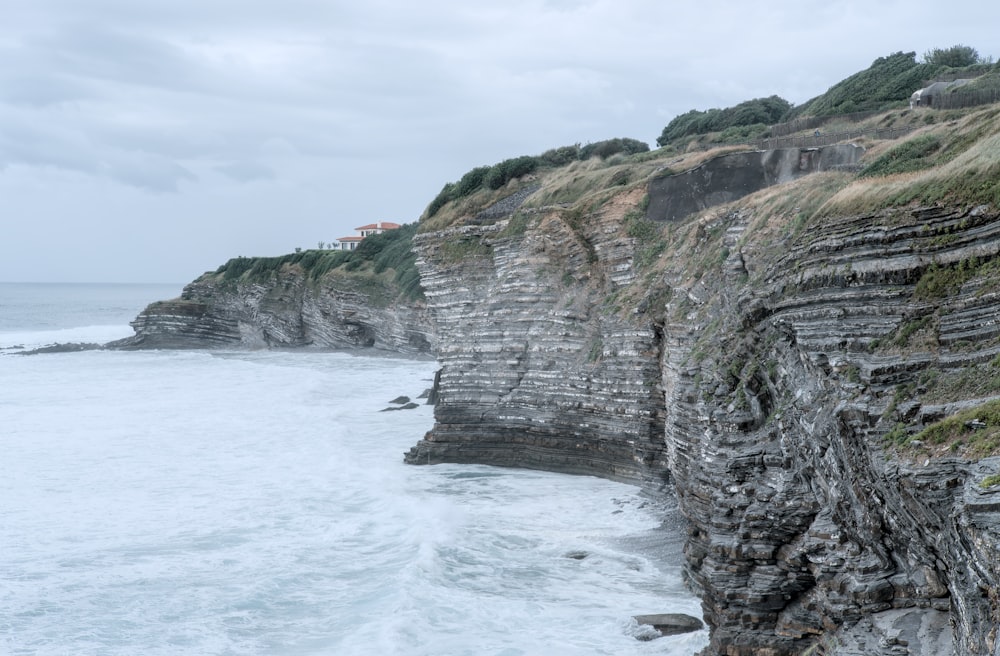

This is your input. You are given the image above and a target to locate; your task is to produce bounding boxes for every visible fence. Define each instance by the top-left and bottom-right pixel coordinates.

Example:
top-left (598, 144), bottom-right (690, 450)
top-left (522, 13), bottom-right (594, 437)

top-left (749, 125), bottom-right (916, 150)
top-left (701, 125), bottom-right (917, 152)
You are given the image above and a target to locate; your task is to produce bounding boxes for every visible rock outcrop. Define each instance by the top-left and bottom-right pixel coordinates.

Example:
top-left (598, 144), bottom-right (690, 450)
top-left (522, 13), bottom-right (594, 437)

top-left (646, 144), bottom-right (864, 223)
top-left (112, 265), bottom-right (434, 356)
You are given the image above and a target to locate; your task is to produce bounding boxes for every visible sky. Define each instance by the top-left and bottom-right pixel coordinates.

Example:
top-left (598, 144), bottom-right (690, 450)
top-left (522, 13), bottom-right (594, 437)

top-left (1, 0), bottom-right (997, 283)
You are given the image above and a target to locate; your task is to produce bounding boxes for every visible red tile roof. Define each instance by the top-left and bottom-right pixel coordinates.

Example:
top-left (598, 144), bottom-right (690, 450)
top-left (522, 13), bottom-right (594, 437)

top-left (354, 221), bottom-right (401, 231)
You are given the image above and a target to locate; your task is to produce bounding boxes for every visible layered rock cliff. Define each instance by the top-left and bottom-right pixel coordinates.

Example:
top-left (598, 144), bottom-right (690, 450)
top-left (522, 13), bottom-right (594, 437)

top-left (114, 264), bottom-right (434, 355)
top-left (663, 200), bottom-right (1000, 655)
top-left (403, 189), bottom-right (670, 486)
top-left (404, 116), bottom-right (1000, 655)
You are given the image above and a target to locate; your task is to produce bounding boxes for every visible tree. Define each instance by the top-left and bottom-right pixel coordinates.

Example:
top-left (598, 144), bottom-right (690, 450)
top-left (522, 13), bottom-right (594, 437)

top-left (922, 45), bottom-right (982, 68)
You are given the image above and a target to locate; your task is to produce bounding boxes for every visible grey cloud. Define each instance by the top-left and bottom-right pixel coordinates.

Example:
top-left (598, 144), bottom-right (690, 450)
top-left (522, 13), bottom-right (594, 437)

top-left (102, 152), bottom-right (197, 193)
top-left (215, 161), bottom-right (275, 183)
top-left (0, 74), bottom-right (95, 107)
top-left (0, 113), bottom-right (100, 174)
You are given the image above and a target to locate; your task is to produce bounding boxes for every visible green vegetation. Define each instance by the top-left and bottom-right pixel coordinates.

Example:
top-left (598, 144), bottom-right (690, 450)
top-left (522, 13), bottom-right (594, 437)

top-left (213, 223), bottom-right (424, 302)
top-left (648, 46), bottom-right (994, 151)
top-left (922, 45), bottom-right (992, 68)
top-left (793, 52), bottom-right (938, 117)
top-left (914, 259), bottom-right (983, 300)
top-left (909, 399), bottom-right (1000, 458)
top-left (587, 336), bottom-right (604, 362)
top-left (956, 68), bottom-right (1000, 94)
top-left (818, 107), bottom-right (1000, 216)
top-left (885, 422), bottom-right (909, 446)
top-left (655, 96), bottom-right (790, 147)
top-left (981, 473), bottom-right (1000, 488)
top-left (859, 134), bottom-right (942, 178)
top-left (893, 316), bottom-right (933, 347)
top-left (485, 156), bottom-right (539, 190)
top-left (915, 358), bottom-right (1000, 406)
top-left (499, 211), bottom-right (532, 238)
top-left (624, 210), bottom-right (667, 268)
top-left (425, 138), bottom-right (649, 219)
top-left (578, 138), bottom-right (649, 160)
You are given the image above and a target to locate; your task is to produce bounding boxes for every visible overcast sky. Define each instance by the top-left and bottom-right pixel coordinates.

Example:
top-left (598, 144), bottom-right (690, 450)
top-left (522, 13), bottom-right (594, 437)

top-left (1, 0), bottom-right (996, 283)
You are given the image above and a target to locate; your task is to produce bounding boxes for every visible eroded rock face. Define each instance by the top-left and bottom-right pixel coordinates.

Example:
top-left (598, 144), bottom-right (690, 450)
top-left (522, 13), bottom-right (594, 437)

top-left (406, 193), bottom-right (1000, 655)
top-left (665, 204), bottom-right (1000, 655)
top-left (404, 191), bottom-right (670, 486)
top-left (112, 267), bottom-right (435, 356)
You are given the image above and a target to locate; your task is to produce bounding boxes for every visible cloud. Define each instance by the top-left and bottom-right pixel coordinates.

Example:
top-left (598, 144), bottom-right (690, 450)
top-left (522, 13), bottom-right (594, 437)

top-left (102, 152), bottom-right (197, 193)
top-left (215, 160), bottom-right (275, 183)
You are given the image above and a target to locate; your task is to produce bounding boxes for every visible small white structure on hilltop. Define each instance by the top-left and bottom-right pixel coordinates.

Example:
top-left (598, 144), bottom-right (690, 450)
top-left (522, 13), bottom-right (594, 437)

top-left (335, 221), bottom-right (402, 250)
top-left (910, 78), bottom-right (975, 108)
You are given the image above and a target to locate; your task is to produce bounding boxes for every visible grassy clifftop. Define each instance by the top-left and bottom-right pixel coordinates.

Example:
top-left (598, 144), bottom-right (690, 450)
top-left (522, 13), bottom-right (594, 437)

top-left (419, 102), bottom-right (1000, 244)
top-left (204, 222), bottom-right (423, 304)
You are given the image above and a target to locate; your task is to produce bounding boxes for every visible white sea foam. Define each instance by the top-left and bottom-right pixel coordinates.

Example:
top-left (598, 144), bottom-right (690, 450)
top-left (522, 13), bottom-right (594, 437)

top-left (1, 286), bottom-right (707, 655)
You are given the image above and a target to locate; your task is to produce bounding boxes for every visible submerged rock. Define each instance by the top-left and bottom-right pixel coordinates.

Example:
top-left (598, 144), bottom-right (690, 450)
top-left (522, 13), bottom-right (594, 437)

top-left (380, 402), bottom-right (420, 412)
top-left (20, 342), bottom-right (103, 355)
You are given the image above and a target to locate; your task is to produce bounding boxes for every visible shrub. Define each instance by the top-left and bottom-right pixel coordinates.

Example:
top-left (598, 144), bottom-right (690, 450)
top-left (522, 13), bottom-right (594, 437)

top-left (859, 135), bottom-right (942, 178)
top-left (922, 45), bottom-right (986, 67)
top-left (426, 182), bottom-right (456, 218)
top-left (911, 398), bottom-right (1000, 456)
top-left (579, 137), bottom-right (650, 160)
top-left (914, 259), bottom-right (979, 300)
top-left (539, 145), bottom-right (580, 166)
top-left (892, 316), bottom-right (933, 346)
top-left (486, 156), bottom-right (539, 189)
top-left (455, 166), bottom-right (492, 197)
top-left (656, 96), bottom-right (791, 146)
top-left (717, 123), bottom-right (770, 143)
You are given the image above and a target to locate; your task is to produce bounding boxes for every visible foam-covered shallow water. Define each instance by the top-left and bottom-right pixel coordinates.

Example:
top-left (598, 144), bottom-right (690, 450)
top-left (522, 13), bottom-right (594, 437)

top-left (0, 284), bottom-right (707, 655)
top-left (0, 282), bottom-right (182, 351)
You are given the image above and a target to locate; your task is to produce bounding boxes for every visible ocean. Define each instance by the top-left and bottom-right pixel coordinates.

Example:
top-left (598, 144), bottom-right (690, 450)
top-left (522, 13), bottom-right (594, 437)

top-left (0, 282), bottom-right (707, 655)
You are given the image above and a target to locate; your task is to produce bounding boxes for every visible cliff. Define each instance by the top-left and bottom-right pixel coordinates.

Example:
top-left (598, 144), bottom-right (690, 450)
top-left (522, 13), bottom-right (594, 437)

top-left (113, 262), bottom-right (434, 355)
top-left (405, 107), bottom-right (1000, 655)
top-left (402, 190), bottom-right (670, 486)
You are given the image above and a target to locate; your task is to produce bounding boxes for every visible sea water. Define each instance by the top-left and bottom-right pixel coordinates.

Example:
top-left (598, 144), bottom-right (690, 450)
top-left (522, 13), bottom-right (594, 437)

top-left (0, 283), bottom-right (707, 655)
